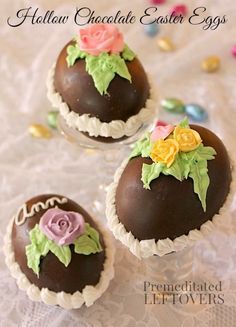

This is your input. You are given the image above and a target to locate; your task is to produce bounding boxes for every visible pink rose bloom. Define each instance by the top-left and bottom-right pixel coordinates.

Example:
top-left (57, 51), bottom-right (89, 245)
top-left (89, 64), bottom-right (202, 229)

top-left (79, 24), bottom-right (125, 56)
top-left (39, 208), bottom-right (85, 246)
top-left (151, 124), bottom-right (174, 142)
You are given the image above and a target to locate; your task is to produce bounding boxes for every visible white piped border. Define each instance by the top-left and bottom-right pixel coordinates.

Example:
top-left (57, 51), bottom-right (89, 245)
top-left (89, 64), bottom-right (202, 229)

top-left (47, 64), bottom-right (157, 139)
top-left (106, 158), bottom-right (235, 259)
top-left (3, 211), bottom-right (115, 309)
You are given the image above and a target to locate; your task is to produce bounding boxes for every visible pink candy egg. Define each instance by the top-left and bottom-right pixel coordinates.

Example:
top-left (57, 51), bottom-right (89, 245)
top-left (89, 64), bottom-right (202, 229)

top-left (170, 4), bottom-right (187, 16)
top-left (232, 45), bottom-right (236, 57)
top-left (149, 0), bottom-right (166, 4)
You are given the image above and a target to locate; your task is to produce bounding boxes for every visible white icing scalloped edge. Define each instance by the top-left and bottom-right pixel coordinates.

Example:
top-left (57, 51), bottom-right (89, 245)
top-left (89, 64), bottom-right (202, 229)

top-left (46, 64), bottom-right (157, 139)
top-left (3, 213), bottom-right (115, 309)
top-left (106, 157), bottom-right (236, 259)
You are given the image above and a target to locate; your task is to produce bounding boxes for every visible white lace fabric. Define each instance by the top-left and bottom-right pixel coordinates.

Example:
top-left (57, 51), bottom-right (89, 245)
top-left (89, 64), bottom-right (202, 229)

top-left (1, 0), bottom-right (236, 326)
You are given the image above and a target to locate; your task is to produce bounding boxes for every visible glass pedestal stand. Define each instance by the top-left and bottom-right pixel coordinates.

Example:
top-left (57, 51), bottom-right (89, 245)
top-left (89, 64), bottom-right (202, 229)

top-left (57, 114), bottom-right (154, 151)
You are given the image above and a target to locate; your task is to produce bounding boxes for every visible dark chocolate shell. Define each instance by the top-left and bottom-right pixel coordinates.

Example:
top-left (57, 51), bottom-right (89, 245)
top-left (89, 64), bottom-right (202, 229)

top-left (115, 125), bottom-right (232, 241)
top-left (54, 41), bottom-right (150, 123)
top-left (12, 194), bottom-right (106, 294)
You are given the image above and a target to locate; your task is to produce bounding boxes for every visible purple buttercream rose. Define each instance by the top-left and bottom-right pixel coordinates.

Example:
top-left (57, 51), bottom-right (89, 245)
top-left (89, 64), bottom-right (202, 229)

top-left (39, 208), bottom-right (85, 246)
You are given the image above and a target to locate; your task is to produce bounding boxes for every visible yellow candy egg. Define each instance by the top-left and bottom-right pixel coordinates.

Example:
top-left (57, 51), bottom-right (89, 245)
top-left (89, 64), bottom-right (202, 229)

top-left (157, 37), bottom-right (175, 52)
top-left (201, 56), bottom-right (220, 73)
top-left (28, 124), bottom-right (52, 139)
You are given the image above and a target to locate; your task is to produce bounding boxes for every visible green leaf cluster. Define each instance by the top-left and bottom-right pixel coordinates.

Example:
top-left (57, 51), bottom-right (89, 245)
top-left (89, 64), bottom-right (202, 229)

top-left (66, 42), bottom-right (136, 95)
top-left (129, 133), bottom-right (152, 159)
top-left (85, 53), bottom-right (131, 95)
top-left (26, 223), bottom-right (103, 276)
top-left (74, 223), bottom-right (103, 255)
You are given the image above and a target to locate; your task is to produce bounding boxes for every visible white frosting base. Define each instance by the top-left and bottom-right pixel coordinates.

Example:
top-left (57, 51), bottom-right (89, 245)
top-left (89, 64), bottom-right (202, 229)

top-left (106, 158), bottom-right (236, 259)
top-left (4, 213), bottom-right (115, 309)
top-left (47, 64), bottom-right (157, 139)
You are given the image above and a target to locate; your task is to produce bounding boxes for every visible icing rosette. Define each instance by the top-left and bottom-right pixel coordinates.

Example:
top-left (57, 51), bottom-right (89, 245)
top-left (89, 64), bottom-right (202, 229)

top-left (4, 194), bottom-right (115, 309)
top-left (39, 208), bottom-right (85, 246)
top-left (47, 24), bottom-right (157, 141)
top-left (106, 118), bottom-right (234, 258)
top-left (79, 24), bottom-right (124, 56)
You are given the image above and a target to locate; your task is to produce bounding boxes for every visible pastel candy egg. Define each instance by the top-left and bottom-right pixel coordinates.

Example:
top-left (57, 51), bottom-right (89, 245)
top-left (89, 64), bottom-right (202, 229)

top-left (201, 56), bottom-right (220, 73)
top-left (144, 23), bottom-right (159, 37)
top-left (149, 0), bottom-right (166, 4)
top-left (29, 124), bottom-right (52, 139)
top-left (161, 98), bottom-right (185, 113)
top-left (185, 104), bottom-right (208, 122)
top-left (47, 111), bottom-right (59, 129)
top-left (170, 4), bottom-right (188, 16)
top-left (157, 36), bottom-right (175, 51)
top-left (155, 120), bottom-right (167, 127)
top-left (231, 45), bottom-right (236, 57)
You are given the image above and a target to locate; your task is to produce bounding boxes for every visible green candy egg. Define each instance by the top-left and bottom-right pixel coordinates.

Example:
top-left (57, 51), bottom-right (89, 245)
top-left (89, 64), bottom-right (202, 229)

top-left (47, 111), bottom-right (59, 129)
top-left (161, 98), bottom-right (185, 114)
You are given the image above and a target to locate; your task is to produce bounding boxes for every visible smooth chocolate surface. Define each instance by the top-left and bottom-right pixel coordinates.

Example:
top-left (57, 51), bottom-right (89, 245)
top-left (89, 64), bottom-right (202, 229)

top-left (115, 125), bottom-right (232, 241)
top-left (54, 41), bottom-right (150, 123)
top-left (12, 194), bottom-right (106, 294)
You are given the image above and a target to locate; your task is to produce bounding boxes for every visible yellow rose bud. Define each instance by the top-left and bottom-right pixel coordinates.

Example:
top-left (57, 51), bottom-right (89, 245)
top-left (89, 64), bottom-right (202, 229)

top-left (150, 139), bottom-right (179, 168)
top-left (174, 126), bottom-right (202, 152)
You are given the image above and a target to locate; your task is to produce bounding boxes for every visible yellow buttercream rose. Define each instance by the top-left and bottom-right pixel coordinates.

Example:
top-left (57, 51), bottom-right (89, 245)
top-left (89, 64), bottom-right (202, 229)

top-left (174, 126), bottom-right (202, 152)
top-left (150, 139), bottom-right (179, 168)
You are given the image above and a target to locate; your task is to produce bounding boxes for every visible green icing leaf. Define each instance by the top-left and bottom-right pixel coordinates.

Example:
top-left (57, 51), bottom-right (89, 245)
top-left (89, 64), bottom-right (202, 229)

top-left (26, 224), bottom-right (72, 275)
top-left (189, 160), bottom-right (210, 212)
top-left (85, 52), bottom-right (131, 95)
top-left (85, 53), bottom-right (115, 95)
top-left (179, 117), bottom-right (190, 128)
top-left (48, 242), bottom-right (71, 267)
top-left (121, 44), bottom-right (136, 61)
top-left (180, 144), bottom-right (216, 167)
top-left (129, 134), bottom-right (152, 159)
top-left (25, 244), bottom-right (41, 276)
top-left (74, 224), bottom-right (102, 255)
top-left (84, 223), bottom-right (103, 251)
top-left (194, 144), bottom-right (216, 161)
top-left (66, 44), bottom-right (87, 67)
top-left (109, 54), bottom-right (131, 81)
top-left (26, 225), bottom-right (50, 276)
top-left (28, 224), bottom-right (49, 256)
top-left (178, 153), bottom-right (192, 179)
top-left (141, 163), bottom-right (164, 190)
top-left (162, 154), bottom-right (183, 181)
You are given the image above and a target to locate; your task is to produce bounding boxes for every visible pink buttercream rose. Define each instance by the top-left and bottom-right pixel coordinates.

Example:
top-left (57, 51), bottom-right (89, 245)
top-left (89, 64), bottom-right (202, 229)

top-left (151, 124), bottom-right (174, 142)
top-left (79, 24), bottom-right (125, 56)
top-left (39, 208), bottom-right (85, 246)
